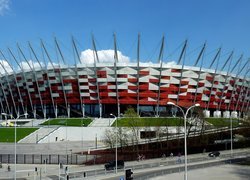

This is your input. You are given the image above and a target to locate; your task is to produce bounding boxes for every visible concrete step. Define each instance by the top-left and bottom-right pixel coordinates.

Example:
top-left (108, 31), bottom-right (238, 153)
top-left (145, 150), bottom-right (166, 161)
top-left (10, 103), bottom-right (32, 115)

top-left (18, 127), bottom-right (57, 143)
top-left (22, 119), bottom-right (48, 127)
top-left (89, 118), bottom-right (115, 127)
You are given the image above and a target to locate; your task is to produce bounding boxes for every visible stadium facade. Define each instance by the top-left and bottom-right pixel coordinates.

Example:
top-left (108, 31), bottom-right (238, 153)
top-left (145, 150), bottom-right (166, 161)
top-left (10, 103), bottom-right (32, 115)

top-left (0, 37), bottom-right (249, 119)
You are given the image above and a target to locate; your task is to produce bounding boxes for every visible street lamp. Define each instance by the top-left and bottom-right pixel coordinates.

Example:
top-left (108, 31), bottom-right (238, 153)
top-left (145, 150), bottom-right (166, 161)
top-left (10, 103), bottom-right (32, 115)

top-left (1, 112), bottom-right (28, 180)
top-left (81, 122), bottom-right (84, 152)
top-left (167, 102), bottom-right (200, 180)
top-left (110, 113), bottom-right (117, 174)
top-left (230, 111), bottom-right (235, 157)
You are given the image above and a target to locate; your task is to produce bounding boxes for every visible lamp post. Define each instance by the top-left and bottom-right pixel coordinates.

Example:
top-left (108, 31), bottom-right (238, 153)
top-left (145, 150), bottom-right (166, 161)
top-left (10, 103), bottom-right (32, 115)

top-left (1, 112), bottom-right (28, 180)
top-left (230, 112), bottom-right (233, 157)
top-left (110, 113), bottom-right (117, 174)
top-left (167, 102), bottom-right (200, 180)
top-left (81, 122), bottom-right (84, 152)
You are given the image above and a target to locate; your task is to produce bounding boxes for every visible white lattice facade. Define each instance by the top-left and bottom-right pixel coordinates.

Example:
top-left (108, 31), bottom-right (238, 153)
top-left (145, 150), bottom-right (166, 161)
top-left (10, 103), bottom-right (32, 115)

top-left (0, 62), bottom-right (249, 118)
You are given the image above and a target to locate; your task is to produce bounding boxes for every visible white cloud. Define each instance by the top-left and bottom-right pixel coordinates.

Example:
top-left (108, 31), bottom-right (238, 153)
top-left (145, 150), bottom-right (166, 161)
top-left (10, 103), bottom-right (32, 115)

top-left (0, 0), bottom-right (10, 16)
top-left (80, 49), bottom-right (130, 64)
top-left (139, 60), bottom-right (177, 66)
top-left (164, 61), bottom-right (177, 66)
top-left (47, 62), bottom-right (59, 69)
top-left (0, 60), bottom-right (13, 74)
top-left (20, 60), bottom-right (44, 71)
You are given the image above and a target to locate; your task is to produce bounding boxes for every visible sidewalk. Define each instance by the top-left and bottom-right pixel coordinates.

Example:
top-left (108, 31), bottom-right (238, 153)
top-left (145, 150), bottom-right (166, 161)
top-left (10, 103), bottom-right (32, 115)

top-left (0, 147), bottom-right (248, 179)
top-left (150, 164), bottom-right (250, 180)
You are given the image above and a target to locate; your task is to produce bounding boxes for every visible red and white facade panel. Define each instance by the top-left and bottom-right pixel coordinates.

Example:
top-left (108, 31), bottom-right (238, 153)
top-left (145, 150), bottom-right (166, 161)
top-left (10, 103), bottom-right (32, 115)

top-left (0, 63), bottom-right (249, 118)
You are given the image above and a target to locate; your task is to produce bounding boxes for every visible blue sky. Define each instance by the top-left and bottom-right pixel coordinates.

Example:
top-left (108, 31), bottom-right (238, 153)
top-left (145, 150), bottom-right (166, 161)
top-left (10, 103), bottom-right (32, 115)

top-left (0, 0), bottom-right (249, 73)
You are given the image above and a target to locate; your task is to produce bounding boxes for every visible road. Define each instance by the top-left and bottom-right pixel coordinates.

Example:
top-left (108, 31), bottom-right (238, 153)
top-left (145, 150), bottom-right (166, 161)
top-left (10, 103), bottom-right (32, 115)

top-left (150, 164), bottom-right (250, 180)
top-left (0, 140), bottom-right (99, 154)
top-left (0, 148), bottom-right (249, 179)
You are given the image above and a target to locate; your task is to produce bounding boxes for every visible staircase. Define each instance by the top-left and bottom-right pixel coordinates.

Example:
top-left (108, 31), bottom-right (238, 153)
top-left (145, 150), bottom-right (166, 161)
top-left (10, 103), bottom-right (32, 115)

top-left (22, 119), bottom-right (48, 127)
top-left (89, 118), bottom-right (115, 127)
top-left (18, 127), bottom-right (58, 143)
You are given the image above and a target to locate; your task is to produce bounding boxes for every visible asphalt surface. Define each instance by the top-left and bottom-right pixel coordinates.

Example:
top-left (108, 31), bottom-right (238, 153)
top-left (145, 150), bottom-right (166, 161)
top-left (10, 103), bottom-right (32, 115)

top-left (150, 164), bottom-right (250, 180)
top-left (0, 140), bottom-right (102, 154)
top-left (0, 147), bottom-right (249, 179)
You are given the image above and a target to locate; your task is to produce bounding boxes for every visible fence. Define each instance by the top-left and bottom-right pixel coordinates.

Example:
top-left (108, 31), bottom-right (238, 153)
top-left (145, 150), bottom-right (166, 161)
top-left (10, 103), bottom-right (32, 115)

top-left (0, 153), bottom-right (91, 165)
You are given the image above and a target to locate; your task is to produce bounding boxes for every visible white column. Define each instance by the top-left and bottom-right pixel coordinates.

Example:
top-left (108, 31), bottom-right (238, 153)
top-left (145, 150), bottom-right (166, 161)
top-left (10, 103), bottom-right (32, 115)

top-left (67, 104), bottom-right (70, 118)
top-left (223, 111), bottom-right (230, 118)
top-left (43, 105), bottom-right (46, 119)
top-left (213, 110), bottom-right (221, 118)
top-left (231, 111), bottom-right (238, 118)
top-left (33, 107), bottom-right (36, 119)
top-left (55, 104), bottom-right (58, 118)
top-left (203, 110), bottom-right (210, 118)
top-left (82, 104), bottom-right (85, 118)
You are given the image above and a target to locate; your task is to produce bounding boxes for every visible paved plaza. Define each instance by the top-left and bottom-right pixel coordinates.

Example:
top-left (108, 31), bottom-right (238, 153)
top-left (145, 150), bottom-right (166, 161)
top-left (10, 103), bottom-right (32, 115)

top-left (0, 147), bottom-right (249, 179)
top-left (151, 164), bottom-right (250, 180)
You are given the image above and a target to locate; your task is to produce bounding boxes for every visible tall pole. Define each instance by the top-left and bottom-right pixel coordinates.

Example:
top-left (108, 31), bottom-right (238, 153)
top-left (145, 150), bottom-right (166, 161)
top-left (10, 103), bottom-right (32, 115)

top-left (1, 113), bottom-right (28, 180)
top-left (116, 115), bottom-right (117, 174)
top-left (110, 113), bottom-right (117, 173)
top-left (14, 116), bottom-right (16, 180)
top-left (230, 114), bottom-right (233, 156)
top-left (167, 102), bottom-right (200, 180)
top-left (81, 119), bottom-right (83, 152)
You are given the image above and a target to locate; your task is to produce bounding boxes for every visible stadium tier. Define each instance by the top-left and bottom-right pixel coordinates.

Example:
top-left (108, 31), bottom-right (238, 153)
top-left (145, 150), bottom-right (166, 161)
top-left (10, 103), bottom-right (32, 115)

top-left (0, 37), bottom-right (249, 119)
top-left (0, 62), bottom-right (249, 118)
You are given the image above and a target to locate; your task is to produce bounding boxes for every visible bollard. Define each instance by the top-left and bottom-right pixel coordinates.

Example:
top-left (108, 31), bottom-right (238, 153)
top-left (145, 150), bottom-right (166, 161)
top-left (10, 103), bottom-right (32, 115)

top-left (60, 163), bottom-right (63, 169)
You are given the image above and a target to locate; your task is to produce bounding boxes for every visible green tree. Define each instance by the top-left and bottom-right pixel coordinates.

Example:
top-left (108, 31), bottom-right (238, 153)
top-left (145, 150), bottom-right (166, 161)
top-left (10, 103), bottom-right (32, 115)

top-left (124, 107), bottom-right (140, 155)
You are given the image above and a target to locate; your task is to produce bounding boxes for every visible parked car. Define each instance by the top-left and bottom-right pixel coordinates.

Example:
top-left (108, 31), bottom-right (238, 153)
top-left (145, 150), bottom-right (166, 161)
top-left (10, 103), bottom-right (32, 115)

top-left (104, 160), bottom-right (124, 170)
top-left (208, 151), bottom-right (220, 157)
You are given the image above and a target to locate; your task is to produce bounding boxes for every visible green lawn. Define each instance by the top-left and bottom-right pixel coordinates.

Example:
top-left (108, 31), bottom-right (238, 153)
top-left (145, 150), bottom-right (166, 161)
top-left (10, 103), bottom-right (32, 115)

top-left (111, 117), bottom-right (248, 127)
top-left (0, 128), bottom-right (38, 142)
top-left (205, 118), bottom-right (241, 127)
top-left (112, 117), bottom-right (184, 127)
top-left (41, 118), bottom-right (92, 127)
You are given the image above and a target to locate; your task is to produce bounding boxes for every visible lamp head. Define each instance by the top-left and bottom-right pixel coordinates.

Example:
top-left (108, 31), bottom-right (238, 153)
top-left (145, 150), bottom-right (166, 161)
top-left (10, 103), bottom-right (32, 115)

top-left (110, 113), bottom-right (116, 118)
top-left (167, 102), bottom-right (175, 105)
top-left (17, 113), bottom-right (28, 118)
top-left (194, 103), bottom-right (200, 107)
top-left (1, 113), bottom-right (13, 118)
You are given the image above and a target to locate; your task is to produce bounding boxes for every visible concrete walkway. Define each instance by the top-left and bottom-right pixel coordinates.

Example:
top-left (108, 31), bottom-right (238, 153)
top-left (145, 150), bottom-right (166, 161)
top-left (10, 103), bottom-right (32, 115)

top-left (150, 164), bottom-right (250, 180)
top-left (18, 127), bottom-right (58, 143)
top-left (0, 148), bottom-right (249, 180)
top-left (21, 119), bottom-right (48, 127)
top-left (89, 118), bottom-right (115, 127)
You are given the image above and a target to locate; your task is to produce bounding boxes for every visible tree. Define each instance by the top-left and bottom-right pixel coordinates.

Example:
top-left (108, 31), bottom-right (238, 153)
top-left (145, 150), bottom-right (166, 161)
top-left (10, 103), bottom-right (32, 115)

top-left (124, 107), bottom-right (139, 118)
top-left (117, 127), bottom-right (129, 152)
top-left (103, 129), bottom-right (116, 149)
top-left (124, 107), bottom-right (140, 155)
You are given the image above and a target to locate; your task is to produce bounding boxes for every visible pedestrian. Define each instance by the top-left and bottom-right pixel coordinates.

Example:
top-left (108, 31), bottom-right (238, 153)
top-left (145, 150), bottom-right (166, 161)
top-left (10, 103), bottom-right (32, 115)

top-left (177, 152), bottom-right (181, 163)
top-left (178, 152), bottom-right (181, 157)
top-left (203, 148), bottom-right (206, 154)
top-left (162, 153), bottom-right (166, 159)
top-left (137, 154), bottom-right (141, 161)
top-left (170, 152), bottom-right (173, 158)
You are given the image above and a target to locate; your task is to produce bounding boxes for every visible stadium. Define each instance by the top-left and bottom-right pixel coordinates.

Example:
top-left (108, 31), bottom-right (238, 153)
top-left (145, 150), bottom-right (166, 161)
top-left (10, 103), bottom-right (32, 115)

top-left (0, 36), bottom-right (249, 119)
